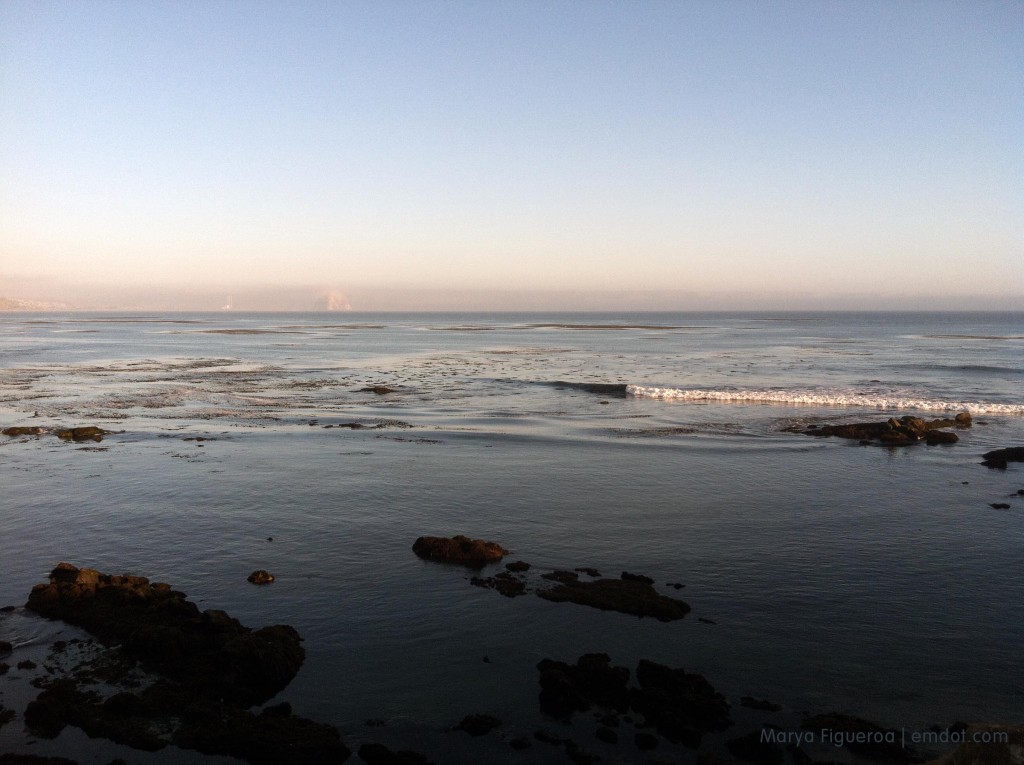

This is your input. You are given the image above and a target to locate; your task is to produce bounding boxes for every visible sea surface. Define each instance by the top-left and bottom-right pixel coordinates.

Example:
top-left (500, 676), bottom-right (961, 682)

top-left (1, 311), bottom-right (1022, 763)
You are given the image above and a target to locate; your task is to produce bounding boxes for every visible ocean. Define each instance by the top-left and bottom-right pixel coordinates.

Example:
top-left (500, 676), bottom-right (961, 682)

top-left (1, 311), bottom-right (1022, 764)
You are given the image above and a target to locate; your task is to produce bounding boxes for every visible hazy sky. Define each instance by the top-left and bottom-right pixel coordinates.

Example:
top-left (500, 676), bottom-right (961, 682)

top-left (1, 1), bottom-right (1022, 309)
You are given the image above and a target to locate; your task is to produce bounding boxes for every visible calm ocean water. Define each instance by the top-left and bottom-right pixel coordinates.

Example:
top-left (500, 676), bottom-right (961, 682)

top-left (1, 311), bottom-right (1022, 763)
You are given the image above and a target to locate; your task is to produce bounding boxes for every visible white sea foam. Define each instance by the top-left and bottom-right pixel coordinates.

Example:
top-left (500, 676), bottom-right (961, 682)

top-left (625, 385), bottom-right (1024, 415)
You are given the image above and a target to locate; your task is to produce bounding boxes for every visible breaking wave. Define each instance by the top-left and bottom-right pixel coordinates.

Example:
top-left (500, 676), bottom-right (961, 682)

top-left (625, 385), bottom-right (1024, 415)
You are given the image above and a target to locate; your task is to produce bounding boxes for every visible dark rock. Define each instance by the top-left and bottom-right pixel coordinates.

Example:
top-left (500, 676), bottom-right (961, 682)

top-left (24, 672), bottom-right (336, 760)
top-left (509, 736), bottom-right (532, 750)
top-left (336, 422), bottom-right (366, 429)
top-left (412, 535), bottom-right (509, 567)
top-left (55, 426), bottom-right (108, 442)
top-left (454, 713), bottom-right (502, 736)
top-left (621, 571), bottom-right (655, 585)
top-left (982, 447), bottom-right (1024, 468)
top-left (794, 415), bottom-right (969, 448)
top-left (595, 725), bottom-right (618, 744)
top-left (990, 503), bottom-right (1011, 510)
top-left (357, 743), bottom-right (433, 764)
top-left (740, 696), bottom-right (782, 712)
top-left (537, 577), bottom-right (690, 621)
top-left (247, 570), bottom-right (276, 585)
top-left (537, 653), bottom-right (631, 720)
top-left (506, 560), bottom-right (531, 572)
top-left (726, 730), bottom-right (785, 764)
top-left (574, 567), bottom-right (602, 577)
top-left (173, 697), bottom-right (352, 763)
top-left (24, 679), bottom-right (103, 741)
top-left (0, 662), bottom-right (8, 676)
top-left (17, 659), bottom-right (36, 670)
top-left (534, 729), bottom-right (565, 746)
top-left (25, 563), bottom-right (304, 707)
top-left (667, 582), bottom-right (685, 589)
top-left (564, 741), bottom-right (600, 764)
top-left (629, 659), bottom-right (732, 747)
top-left (926, 724), bottom-right (1023, 765)
top-left (2, 426), bottom-right (43, 436)
top-left (801, 713), bottom-right (908, 762)
top-left (0, 705), bottom-right (15, 729)
top-left (471, 572), bottom-right (527, 597)
top-left (634, 732), bottom-right (659, 750)
top-left (365, 718), bottom-right (386, 727)
top-left (541, 570), bottom-right (579, 583)
top-left (0, 640), bottom-right (11, 657)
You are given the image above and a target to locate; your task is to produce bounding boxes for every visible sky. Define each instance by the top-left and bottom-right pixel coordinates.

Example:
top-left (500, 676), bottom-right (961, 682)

top-left (1, 0), bottom-right (1022, 310)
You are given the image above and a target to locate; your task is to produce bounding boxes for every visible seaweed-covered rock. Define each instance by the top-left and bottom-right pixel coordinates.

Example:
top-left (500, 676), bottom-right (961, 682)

top-left (2, 426), bottom-right (43, 437)
top-left (412, 535), bottom-right (509, 566)
top-left (630, 659), bottom-right (732, 747)
top-left (537, 576), bottom-right (690, 621)
top-left (25, 563), bottom-right (303, 706)
top-left (55, 426), bottom-right (109, 442)
top-left (359, 385), bottom-right (396, 395)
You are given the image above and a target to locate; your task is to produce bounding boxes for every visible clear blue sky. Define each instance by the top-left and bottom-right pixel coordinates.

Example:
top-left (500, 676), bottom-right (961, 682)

top-left (1, 0), bottom-right (1021, 308)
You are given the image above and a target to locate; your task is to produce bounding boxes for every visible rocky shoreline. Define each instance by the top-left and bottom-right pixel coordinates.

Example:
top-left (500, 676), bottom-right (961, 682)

top-left (2, 547), bottom-right (1021, 765)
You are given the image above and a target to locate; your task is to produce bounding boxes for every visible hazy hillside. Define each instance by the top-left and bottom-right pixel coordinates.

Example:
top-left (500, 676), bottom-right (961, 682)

top-left (0, 296), bottom-right (69, 310)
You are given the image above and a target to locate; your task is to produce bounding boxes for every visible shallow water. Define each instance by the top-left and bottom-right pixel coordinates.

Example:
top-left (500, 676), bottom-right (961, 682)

top-left (1, 311), bottom-right (1022, 762)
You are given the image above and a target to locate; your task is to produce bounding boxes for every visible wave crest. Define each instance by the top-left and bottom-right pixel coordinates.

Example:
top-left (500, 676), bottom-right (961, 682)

top-left (624, 385), bottom-right (1024, 415)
